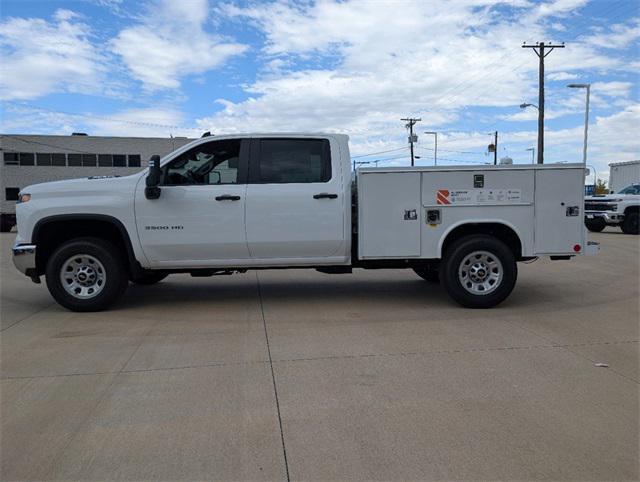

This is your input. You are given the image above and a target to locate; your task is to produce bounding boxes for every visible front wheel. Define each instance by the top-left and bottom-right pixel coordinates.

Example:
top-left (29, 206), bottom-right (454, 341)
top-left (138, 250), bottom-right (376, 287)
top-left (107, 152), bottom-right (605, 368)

top-left (621, 212), bottom-right (639, 234)
top-left (440, 235), bottom-right (517, 308)
top-left (45, 238), bottom-right (128, 312)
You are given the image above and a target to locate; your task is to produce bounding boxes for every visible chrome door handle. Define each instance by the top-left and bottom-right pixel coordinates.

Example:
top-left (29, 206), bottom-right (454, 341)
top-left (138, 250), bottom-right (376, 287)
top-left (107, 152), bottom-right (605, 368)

top-left (313, 193), bottom-right (338, 199)
top-left (215, 195), bottom-right (241, 201)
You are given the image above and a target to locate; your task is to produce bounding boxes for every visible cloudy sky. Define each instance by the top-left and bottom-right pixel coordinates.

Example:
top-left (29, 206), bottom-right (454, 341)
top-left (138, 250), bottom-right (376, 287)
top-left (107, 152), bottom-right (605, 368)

top-left (1, 0), bottom-right (638, 181)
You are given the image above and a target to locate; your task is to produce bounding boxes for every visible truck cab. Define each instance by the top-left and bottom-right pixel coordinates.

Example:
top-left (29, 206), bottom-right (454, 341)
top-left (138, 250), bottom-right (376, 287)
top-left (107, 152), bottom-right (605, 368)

top-left (12, 133), bottom-right (596, 312)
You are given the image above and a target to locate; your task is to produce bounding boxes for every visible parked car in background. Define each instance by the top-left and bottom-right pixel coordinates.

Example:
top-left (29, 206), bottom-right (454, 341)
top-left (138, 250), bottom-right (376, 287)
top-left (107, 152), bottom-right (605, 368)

top-left (585, 183), bottom-right (640, 234)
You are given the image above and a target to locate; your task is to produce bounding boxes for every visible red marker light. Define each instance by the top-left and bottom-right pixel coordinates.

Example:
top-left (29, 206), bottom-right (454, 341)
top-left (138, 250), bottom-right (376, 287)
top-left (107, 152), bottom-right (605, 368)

top-left (573, 244), bottom-right (581, 252)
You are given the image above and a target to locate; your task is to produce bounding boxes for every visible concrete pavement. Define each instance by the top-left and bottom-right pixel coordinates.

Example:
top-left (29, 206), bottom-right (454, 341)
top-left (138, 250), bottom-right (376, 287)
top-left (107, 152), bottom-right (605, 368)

top-left (1, 230), bottom-right (638, 480)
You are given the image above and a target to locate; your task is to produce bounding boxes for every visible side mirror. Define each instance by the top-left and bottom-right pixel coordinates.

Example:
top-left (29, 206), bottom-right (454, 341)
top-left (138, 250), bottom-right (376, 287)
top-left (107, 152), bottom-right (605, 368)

top-left (145, 155), bottom-right (162, 200)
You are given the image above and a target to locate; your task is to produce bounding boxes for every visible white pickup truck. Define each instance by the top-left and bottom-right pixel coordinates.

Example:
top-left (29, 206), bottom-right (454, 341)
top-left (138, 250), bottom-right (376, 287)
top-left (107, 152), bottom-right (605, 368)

top-left (584, 183), bottom-right (640, 234)
top-left (12, 134), bottom-right (596, 311)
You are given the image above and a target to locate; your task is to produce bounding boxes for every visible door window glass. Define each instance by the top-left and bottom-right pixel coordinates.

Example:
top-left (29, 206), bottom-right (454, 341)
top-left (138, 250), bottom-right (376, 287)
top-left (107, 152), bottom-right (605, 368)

top-left (257, 139), bottom-right (331, 183)
top-left (164, 139), bottom-right (241, 185)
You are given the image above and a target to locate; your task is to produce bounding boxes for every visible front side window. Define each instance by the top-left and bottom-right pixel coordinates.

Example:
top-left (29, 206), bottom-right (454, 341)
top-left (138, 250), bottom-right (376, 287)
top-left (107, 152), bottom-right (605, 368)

top-left (618, 184), bottom-right (640, 195)
top-left (163, 139), bottom-right (241, 186)
top-left (256, 139), bottom-right (331, 183)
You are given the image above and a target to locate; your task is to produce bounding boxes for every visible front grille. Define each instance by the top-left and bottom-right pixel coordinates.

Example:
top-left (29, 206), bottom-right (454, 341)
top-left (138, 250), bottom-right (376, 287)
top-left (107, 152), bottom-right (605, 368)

top-left (585, 202), bottom-right (616, 211)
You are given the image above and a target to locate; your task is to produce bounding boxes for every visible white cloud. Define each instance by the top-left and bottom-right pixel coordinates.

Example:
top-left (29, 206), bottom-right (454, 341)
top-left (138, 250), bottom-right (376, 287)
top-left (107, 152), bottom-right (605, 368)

top-left (111, 0), bottom-right (247, 90)
top-left (0, 9), bottom-right (106, 100)
top-left (548, 72), bottom-right (579, 81)
top-left (583, 19), bottom-right (640, 49)
top-left (591, 81), bottom-right (633, 98)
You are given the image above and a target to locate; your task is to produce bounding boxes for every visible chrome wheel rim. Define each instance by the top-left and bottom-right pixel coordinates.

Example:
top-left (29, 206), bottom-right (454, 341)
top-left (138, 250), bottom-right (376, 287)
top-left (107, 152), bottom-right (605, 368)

top-left (458, 250), bottom-right (503, 295)
top-left (60, 254), bottom-right (106, 299)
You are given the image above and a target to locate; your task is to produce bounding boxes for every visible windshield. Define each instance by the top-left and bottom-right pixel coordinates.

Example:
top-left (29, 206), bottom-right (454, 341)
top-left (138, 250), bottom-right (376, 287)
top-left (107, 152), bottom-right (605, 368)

top-left (618, 184), bottom-right (640, 195)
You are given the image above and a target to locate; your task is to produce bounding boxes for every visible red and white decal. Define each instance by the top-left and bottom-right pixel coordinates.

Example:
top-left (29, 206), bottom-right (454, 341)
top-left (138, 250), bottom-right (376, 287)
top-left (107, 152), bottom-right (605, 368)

top-left (436, 189), bottom-right (451, 205)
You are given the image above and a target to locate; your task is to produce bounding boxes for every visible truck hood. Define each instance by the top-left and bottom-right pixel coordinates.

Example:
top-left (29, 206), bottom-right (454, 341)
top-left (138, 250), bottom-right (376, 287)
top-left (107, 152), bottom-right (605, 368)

top-left (21, 174), bottom-right (142, 198)
top-left (585, 194), bottom-right (640, 202)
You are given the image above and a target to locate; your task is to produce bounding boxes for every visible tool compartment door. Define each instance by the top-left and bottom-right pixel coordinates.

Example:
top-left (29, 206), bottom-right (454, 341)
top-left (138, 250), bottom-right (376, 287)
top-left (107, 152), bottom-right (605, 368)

top-left (358, 172), bottom-right (421, 258)
top-left (534, 167), bottom-right (584, 254)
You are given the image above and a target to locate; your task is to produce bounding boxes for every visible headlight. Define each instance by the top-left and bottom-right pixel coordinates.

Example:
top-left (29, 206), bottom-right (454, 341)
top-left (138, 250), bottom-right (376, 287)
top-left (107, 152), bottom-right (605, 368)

top-left (17, 193), bottom-right (31, 203)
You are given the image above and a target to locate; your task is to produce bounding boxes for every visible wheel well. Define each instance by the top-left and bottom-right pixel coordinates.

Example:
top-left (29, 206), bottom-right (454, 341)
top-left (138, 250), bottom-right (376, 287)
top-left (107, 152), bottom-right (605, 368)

top-left (624, 205), bottom-right (639, 216)
top-left (33, 216), bottom-right (133, 275)
top-left (442, 223), bottom-right (523, 259)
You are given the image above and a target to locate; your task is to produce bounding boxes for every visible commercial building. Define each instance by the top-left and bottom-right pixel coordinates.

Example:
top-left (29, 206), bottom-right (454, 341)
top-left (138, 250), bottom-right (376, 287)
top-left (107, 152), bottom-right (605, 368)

top-left (1, 133), bottom-right (194, 231)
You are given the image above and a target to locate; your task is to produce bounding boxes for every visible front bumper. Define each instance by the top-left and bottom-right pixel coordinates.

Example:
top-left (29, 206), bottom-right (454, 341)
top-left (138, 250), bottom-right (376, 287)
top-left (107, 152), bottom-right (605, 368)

top-left (585, 211), bottom-right (623, 224)
top-left (12, 243), bottom-right (37, 277)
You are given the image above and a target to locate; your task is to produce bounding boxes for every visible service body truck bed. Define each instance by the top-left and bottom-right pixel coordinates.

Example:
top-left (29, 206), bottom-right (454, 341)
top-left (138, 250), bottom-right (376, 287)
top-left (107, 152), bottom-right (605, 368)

top-left (12, 133), bottom-right (597, 311)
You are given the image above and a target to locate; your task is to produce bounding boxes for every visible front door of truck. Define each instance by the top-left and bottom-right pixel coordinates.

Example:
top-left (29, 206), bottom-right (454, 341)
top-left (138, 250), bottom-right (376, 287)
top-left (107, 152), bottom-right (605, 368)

top-left (135, 138), bottom-right (250, 265)
top-left (245, 137), bottom-right (345, 260)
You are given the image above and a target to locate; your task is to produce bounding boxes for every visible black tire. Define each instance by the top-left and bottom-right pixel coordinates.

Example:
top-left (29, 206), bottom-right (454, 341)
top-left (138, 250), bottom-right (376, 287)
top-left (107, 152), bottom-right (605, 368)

top-left (585, 218), bottom-right (606, 232)
top-left (440, 235), bottom-right (517, 309)
top-left (45, 237), bottom-right (128, 312)
top-left (130, 271), bottom-right (168, 285)
top-left (621, 212), bottom-right (639, 235)
top-left (413, 266), bottom-right (439, 282)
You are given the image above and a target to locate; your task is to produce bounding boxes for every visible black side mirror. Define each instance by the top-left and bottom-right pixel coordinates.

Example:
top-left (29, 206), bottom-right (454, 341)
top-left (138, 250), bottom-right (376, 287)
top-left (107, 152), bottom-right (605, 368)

top-left (145, 155), bottom-right (162, 200)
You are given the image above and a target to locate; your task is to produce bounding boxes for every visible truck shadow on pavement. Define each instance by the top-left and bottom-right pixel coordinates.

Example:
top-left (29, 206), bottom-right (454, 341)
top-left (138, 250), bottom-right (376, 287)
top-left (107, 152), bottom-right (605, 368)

top-left (113, 273), bottom-right (555, 313)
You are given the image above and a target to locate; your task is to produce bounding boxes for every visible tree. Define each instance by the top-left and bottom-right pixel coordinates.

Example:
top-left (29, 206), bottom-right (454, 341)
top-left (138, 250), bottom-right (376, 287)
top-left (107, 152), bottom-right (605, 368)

top-left (594, 178), bottom-right (608, 195)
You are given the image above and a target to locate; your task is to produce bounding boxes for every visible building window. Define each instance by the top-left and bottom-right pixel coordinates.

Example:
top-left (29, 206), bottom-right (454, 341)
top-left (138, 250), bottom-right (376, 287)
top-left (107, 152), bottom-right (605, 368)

top-left (98, 154), bottom-right (113, 167)
top-left (19, 153), bottom-right (35, 166)
top-left (5, 187), bottom-right (20, 201)
top-left (36, 153), bottom-right (52, 166)
top-left (51, 153), bottom-right (66, 166)
top-left (113, 154), bottom-right (126, 167)
top-left (68, 154), bottom-right (82, 166)
top-left (3, 153), bottom-right (19, 165)
top-left (128, 154), bottom-right (141, 167)
top-left (82, 154), bottom-right (97, 166)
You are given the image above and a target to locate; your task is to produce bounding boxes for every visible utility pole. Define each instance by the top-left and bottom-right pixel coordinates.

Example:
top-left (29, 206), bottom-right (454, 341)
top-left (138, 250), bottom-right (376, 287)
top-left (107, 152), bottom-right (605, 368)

top-left (522, 41), bottom-right (565, 164)
top-left (493, 131), bottom-right (498, 165)
top-left (401, 118), bottom-right (421, 166)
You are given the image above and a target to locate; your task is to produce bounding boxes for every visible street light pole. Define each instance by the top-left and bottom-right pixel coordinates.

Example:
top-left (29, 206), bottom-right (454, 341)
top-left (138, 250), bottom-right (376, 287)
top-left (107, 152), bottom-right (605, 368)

top-left (526, 147), bottom-right (535, 164)
top-left (424, 131), bottom-right (437, 165)
top-left (568, 83), bottom-right (591, 165)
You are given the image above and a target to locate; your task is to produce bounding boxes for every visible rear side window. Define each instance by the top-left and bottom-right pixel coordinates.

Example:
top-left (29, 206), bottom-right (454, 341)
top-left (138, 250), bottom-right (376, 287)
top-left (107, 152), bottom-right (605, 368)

top-left (256, 139), bottom-right (331, 183)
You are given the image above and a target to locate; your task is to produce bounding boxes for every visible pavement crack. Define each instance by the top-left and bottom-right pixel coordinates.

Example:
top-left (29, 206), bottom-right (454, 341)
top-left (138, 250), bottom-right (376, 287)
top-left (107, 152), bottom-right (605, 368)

top-left (256, 272), bottom-right (291, 482)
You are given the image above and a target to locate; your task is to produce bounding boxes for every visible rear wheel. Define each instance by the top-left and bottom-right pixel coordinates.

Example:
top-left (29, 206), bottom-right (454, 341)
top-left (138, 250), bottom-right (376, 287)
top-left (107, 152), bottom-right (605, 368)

top-left (440, 235), bottom-right (517, 308)
top-left (621, 212), bottom-right (639, 234)
top-left (585, 218), bottom-right (606, 232)
top-left (413, 266), bottom-right (439, 282)
top-left (45, 238), bottom-right (128, 312)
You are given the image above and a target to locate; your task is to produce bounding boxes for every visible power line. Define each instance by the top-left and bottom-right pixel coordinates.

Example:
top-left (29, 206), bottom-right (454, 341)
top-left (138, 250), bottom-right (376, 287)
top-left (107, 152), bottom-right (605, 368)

top-left (4, 101), bottom-right (203, 132)
top-left (351, 146), bottom-right (408, 158)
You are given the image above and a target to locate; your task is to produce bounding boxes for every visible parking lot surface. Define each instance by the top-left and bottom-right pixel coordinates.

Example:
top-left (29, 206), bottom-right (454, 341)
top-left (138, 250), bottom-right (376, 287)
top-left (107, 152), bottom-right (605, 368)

top-left (1, 230), bottom-right (638, 481)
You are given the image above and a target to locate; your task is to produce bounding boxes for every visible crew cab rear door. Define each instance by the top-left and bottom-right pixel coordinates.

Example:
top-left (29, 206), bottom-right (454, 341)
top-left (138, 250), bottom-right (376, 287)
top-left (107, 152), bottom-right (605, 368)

top-left (244, 137), bottom-right (345, 261)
